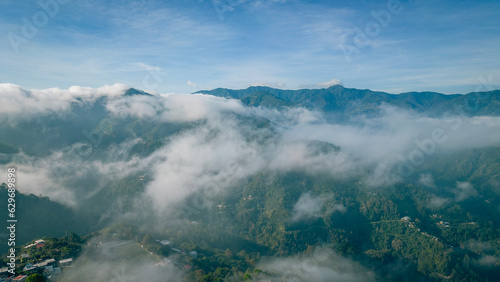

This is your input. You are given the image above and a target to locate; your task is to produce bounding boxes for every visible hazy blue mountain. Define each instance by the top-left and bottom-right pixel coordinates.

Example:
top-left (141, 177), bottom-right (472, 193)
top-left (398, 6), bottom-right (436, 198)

top-left (0, 184), bottom-right (93, 254)
top-left (1, 85), bottom-right (499, 281)
top-left (124, 88), bottom-right (154, 97)
top-left (239, 91), bottom-right (296, 109)
top-left (196, 85), bottom-right (500, 117)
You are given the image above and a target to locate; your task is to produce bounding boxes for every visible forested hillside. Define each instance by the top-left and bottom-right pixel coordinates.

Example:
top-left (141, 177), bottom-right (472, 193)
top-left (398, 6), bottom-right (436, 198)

top-left (0, 85), bottom-right (499, 281)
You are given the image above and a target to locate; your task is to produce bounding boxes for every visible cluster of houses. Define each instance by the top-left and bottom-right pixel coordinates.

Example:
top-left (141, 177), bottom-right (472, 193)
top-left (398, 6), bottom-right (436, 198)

top-left (155, 239), bottom-right (196, 271)
top-left (0, 274), bottom-right (29, 282)
top-left (401, 216), bottom-right (458, 244)
top-left (400, 216), bottom-right (412, 222)
top-left (0, 238), bottom-right (74, 281)
top-left (436, 221), bottom-right (451, 228)
top-left (216, 204), bottom-right (227, 214)
top-left (23, 239), bottom-right (45, 249)
top-left (23, 257), bottom-right (72, 280)
top-left (138, 174), bottom-right (148, 181)
top-left (401, 216), bottom-right (438, 240)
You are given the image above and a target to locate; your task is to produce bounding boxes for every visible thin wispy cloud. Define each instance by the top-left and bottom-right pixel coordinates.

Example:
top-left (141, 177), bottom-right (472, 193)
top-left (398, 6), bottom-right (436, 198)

top-left (1, 1), bottom-right (499, 92)
top-left (3, 84), bottom-right (500, 210)
top-left (315, 79), bottom-right (342, 88)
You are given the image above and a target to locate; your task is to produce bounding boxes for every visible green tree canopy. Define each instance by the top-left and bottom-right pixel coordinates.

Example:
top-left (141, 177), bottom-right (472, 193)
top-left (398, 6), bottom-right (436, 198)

top-left (26, 274), bottom-right (46, 282)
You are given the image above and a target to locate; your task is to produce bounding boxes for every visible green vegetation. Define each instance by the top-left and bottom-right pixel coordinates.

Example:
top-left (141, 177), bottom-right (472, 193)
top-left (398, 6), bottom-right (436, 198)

top-left (240, 91), bottom-right (296, 109)
top-left (0, 87), bottom-right (499, 281)
top-left (0, 142), bottom-right (19, 154)
top-left (0, 184), bottom-right (94, 255)
top-left (152, 167), bottom-right (499, 281)
top-left (0, 232), bottom-right (86, 276)
top-left (197, 86), bottom-right (500, 117)
top-left (26, 273), bottom-right (46, 282)
top-left (2, 163), bottom-right (498, 281)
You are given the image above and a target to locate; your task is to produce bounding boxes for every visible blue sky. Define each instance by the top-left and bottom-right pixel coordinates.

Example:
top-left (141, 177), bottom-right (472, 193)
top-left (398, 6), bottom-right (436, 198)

top-left (1, 0), bottom-right (499, 94)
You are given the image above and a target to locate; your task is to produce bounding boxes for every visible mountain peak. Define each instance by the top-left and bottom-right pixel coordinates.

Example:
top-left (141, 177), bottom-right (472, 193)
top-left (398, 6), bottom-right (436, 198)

top-left (124, 88), bottom-right (153, 97)
top-left (193, 86), bottom-right (500, 117)
top-left (327, 84), bottom-right (345, 90)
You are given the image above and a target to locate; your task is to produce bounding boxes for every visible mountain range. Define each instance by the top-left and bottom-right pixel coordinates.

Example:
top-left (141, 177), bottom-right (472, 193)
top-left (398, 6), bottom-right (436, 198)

top-left (0, 84), bottom-right (499, 281)
top-left (196, 85), bottom-right (500, 117)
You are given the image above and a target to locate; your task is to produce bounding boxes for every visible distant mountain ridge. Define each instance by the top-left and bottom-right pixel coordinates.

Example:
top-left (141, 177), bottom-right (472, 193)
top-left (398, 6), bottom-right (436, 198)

top-left (195, 85), bottom-right (500, 117)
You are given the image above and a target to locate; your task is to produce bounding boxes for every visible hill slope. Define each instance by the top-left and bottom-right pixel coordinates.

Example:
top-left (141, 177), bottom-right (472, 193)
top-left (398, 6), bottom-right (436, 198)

top-left (196, 85), bottom-right (500, 117)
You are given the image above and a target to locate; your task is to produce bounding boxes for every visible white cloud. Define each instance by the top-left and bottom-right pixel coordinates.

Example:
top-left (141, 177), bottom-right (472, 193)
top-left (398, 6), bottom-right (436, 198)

top-left (3, 85), bottom-right (500, 213)
top-left (477, 255), bottom-right (500, 267)
top-left (419, 173), bottom-right (436, 188)
top-left (134, 62), bottom-right (163, 71)
top-left (291, 192), bottom-right (324, 222)
top-left (290, 193), bottom-right (347, 222)
top-left (315, 78), bottom-right (342, 88)
top-left (276, 105), bottom-right (500, 185)
top-left (427, 196), bottom-right (450, 209)
top-left (59, 237), bottom-right (184, 281)
top-left (0, 83), bottom-right (128, 122)
top-left (187, 80), bottom-right (198, 88)
top-left (453, 181), bottom-right (477, 202)
top-left (331, 203), bottom-right (347, 214)
top-left (249, 81), bottom-right (287, 88)
top-left (10, 154), bottom-right (76, 205)
top-left (143, 116), bottom-right (268, 211)
top-left (258, 246), bottom-right (375, 281)
top-left (427, 181), bottom-right (477, 209)
top-left (268, 141), bottom-right (354, 176)
top-left (106, 93), bottom-right (246, 123)
top-left (0, 138), bottom-right (155, 207)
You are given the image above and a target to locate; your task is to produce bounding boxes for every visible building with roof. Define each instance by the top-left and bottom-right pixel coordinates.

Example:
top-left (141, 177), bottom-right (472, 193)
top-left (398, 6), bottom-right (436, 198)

top-left (59, 258), bottom-right (73, 267)
top-left (11, 275), bottom-right (27, 282)
top-left (23, 263), bottom-right (35, 272)
top-left (0, 268), bottom-right (8, 276)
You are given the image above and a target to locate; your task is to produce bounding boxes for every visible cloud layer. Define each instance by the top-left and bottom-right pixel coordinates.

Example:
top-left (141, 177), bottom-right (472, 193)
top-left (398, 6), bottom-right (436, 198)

top-left (58, 238), bottom-right (183, 282)
top-left (258, 246), bottom-right (375, 281)
top-left (0, 83), bottom-right (128, 122)
top-left (291, 192), bottom-right (324, 222)
top-left (1, 84), bottom-right (500, 215)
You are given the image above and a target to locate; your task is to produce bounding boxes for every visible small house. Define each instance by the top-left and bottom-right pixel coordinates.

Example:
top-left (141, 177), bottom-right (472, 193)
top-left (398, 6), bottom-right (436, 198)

top-left (11, 275), bottom-right (28, 282)
top-left (23, 263), bottom-right (35, 272)
top-left (59, 258), bottom-right (73, 267)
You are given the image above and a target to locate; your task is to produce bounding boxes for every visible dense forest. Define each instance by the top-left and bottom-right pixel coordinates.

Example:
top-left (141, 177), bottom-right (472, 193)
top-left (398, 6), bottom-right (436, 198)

top-left (0, 86), bottom-right (499, 281)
